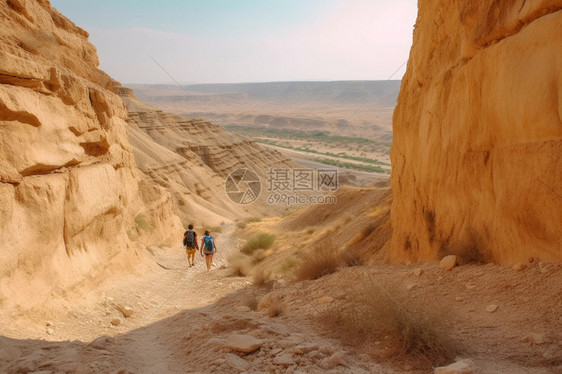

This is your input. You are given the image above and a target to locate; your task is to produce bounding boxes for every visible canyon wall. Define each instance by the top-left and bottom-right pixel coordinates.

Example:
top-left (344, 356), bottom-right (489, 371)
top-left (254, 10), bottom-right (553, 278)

top-left (119, 87), bottom-right (301, 225)
top-left (390, 1), bottom-right (562, 264)
top-left (0, 0), bottom-right (182, 306)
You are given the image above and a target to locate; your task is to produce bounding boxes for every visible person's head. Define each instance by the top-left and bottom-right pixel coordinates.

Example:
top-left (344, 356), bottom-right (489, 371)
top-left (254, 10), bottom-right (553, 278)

top-left (204, 230), bottom-right (210, 236)
top-left (188, 224), bottom-right (194, 230)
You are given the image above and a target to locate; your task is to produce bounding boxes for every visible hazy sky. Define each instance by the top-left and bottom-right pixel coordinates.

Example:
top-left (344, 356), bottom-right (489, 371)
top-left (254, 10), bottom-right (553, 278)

top-left (50, 0), bottom-right (417, 84)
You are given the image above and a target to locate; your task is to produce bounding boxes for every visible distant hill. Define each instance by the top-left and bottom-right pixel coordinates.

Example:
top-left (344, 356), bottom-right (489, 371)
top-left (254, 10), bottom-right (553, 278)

top-left (172, 80), bottom-right (402, 106)
top-left (129, 80), bottom-right (400, 140)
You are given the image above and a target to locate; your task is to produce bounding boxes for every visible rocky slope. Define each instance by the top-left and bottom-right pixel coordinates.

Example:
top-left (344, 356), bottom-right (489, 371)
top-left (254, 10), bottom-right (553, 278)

top-left (391, 1), bottom-right (562, 264)
top-left (119, 87), bottom-right (301, 225)
top-left (0, 0), bottom-right (182, 308)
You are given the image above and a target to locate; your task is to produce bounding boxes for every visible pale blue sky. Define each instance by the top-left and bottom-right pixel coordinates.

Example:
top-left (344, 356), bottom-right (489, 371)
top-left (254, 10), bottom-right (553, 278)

top-left (51, 0), bottom-right (417, 84)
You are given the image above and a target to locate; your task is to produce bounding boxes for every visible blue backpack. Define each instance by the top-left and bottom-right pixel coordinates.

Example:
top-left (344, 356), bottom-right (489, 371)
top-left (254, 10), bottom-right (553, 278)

top-left (203, 236), bottom-right (215, 252)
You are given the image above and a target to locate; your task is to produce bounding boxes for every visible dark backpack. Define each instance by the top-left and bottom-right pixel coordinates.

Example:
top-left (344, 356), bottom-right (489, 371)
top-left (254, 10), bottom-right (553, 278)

top-left (203, 236), bottom-right (214, 252)
top-left (184, 230), bottom-right (196, 248)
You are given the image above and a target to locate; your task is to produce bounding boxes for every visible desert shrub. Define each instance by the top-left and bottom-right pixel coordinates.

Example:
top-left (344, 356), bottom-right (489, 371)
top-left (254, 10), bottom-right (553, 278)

top-left (251, 249), bottom-right (267, 264)
top-left (267, 298), bottom-right (284, 318)
top-left (280, 257), bottom-right (298, 274)
top-left (207, 225), bottom-right (223, 234)
top-left (252, 268), bottom-right (275, 289)
top-left (242, 233), bottom-right (275, 255)
top-left (228, 255), bottom-right (251, 277)
top-left (294, 243), bottom-right (345, 281)
top-left (135, 213), bottom-right (154, 232)
top-left (321, 281), bottom-right (456, 369)
top-left (236, 217), bottom-right (262, 230)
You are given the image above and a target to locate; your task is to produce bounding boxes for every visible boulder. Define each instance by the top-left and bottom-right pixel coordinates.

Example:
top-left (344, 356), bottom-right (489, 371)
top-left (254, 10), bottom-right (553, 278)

top-left (440, 255), bottom-right (458, 270)
top-left (225, 334), bottom-right (262, 353)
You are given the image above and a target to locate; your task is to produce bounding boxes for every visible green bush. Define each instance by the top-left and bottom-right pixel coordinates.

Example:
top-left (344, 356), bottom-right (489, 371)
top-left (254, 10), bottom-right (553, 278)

top-left (242, 233), bottom-right (276, 255)
top-left (135, 213), bottom-right (154, 232)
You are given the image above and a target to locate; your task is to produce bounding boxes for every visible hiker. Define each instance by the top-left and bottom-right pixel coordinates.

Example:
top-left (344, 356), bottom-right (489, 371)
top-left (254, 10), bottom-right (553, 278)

top-left (183, 224), bottom-right (199, 267)
top-left (200, 230), bottom-right (217, 271)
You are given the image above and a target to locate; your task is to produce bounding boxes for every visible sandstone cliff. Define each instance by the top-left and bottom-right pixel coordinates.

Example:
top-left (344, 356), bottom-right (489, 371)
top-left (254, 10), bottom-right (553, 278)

top-left (390, 1), bottom-right (562, 263)
top-left (0, 0), bottom-right (182, 307)
top-left (119, 87), bottom-right (301, 225)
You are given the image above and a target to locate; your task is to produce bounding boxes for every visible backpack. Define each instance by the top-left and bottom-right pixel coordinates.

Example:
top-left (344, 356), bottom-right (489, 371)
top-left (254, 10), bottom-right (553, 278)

top-left (184, 230), bottom-right (196, 248)
top-left (203, 236), bottom-right (214, 252)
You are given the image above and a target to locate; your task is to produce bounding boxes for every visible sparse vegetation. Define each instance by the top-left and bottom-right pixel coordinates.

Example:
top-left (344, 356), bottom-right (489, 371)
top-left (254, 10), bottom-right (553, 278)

top-left (242, 233), bottom-right (276, 255)
top-left (266, 298), bottom-right (284, 318)
top-left (228, 255), bottom-right (251, 277)
top-left (135, 213), bottom-right (154, 232)
top-left (294, 242), bottom-right (345, 281)
top-left (207, 225), bottom-right (223, 234)
top-left (321, 280), bottom-right (456, 369)
top-left (237, 217), bottom-right (262, 229)
top-left (280, 257), bottom-right (298, 274)
top-left (313, 157), bottom-right (390, 174)
top-left (252, 268), bottom-right (275, 289)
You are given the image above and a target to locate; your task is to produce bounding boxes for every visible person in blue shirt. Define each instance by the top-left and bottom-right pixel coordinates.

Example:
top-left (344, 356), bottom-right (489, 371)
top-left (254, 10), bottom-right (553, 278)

top-left (200, 230), bottom-right (217, 271)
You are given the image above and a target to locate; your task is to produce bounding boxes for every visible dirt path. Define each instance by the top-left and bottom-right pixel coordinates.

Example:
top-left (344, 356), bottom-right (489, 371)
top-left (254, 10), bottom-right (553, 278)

top-left (2, 223), bottom-right (561, 374)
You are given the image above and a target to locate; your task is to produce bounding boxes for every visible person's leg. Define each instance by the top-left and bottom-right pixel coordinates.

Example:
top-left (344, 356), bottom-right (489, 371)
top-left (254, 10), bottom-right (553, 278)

top-left (205, 254), bottom-right (212, 271)
top-left (188, 251), bottom-right (195, 266)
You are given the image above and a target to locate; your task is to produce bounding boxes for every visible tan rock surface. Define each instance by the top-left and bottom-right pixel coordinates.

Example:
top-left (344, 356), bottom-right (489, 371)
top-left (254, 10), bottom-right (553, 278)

top-left (390, 2), bottom-right (562, 264)
top-left (0, 1), bottom-right (182, 308)
top-left (119, 87), bottom-right (301, 225)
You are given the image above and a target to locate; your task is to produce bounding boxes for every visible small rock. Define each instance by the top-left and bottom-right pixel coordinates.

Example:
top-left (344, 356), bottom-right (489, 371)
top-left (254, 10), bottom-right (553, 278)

top-left (455, 297), bottom-right (464, 302)
top-left (225, 353), bottom-right (249, 372)
top-left (406, 283), bottom-right (417, 291)
top-left (486, 304), bottom-right (498, 313)
top-left (465, 283), bottom-right (476, 290)
top-left (327, 351), bottom-right (349, 368)
top-left (317, 296), bottom-right (334, 305)
top-left (434, 358), bottom-right (478, 374)
top-left (118, 306), bottom-right (135, 318)
top-left (413, 268), bottom-right (423, 277)
top-left (270, 348), bottom-right (283, 356)
top-left (111, 318), bottom-right (122, 326)
top-left (295, 344), bottom-right (319, 353)
top-left (439, 255), bottom-right (457, 270)
top-left (234, 306), bottom-right (251, 313)
top-left (512, 263), bottom-right (526, 271)
top-left (523, 333), bottom-right (549, 345)
top-left (290, 347), bottom-right (304, 355)
top-left (46, 327), bottom-right (54, 335)
top-left (88, 336), bottom-right (112, 349)
top-left (273, 353), bottom-right (294, 366)
top-left (45, 321), bottom-right (54, 327)
top-left (226, 334), bottom-right (262, 353)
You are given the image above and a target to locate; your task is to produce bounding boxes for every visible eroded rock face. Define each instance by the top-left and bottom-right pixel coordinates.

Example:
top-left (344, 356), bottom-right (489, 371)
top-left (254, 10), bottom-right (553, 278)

top-left (390, 2), bottom-right (562, 264)
top-left (119, 87), bottom-right (301, 225)
top-left (0, 1), bottom-right (182, 306)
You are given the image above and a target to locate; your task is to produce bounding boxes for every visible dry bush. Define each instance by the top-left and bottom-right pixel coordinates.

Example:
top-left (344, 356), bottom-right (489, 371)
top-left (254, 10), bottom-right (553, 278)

top-left (252, 268), bottom-right (275, 289)
top-left (251, 249), bottom-right (267, 264)
top-left (267, 298), bottom-right (284, 318)
top-left (228, 255), bottom-right (251, 277)
top-left (321, 281), bottom-right (456, 369)
top-left (294, 242), bottom-right (346, 281)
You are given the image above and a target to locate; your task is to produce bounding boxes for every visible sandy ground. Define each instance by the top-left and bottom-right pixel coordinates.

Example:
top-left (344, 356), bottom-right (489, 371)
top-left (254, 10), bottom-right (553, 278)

top-left (1, 222), bottom-right (561, 374)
